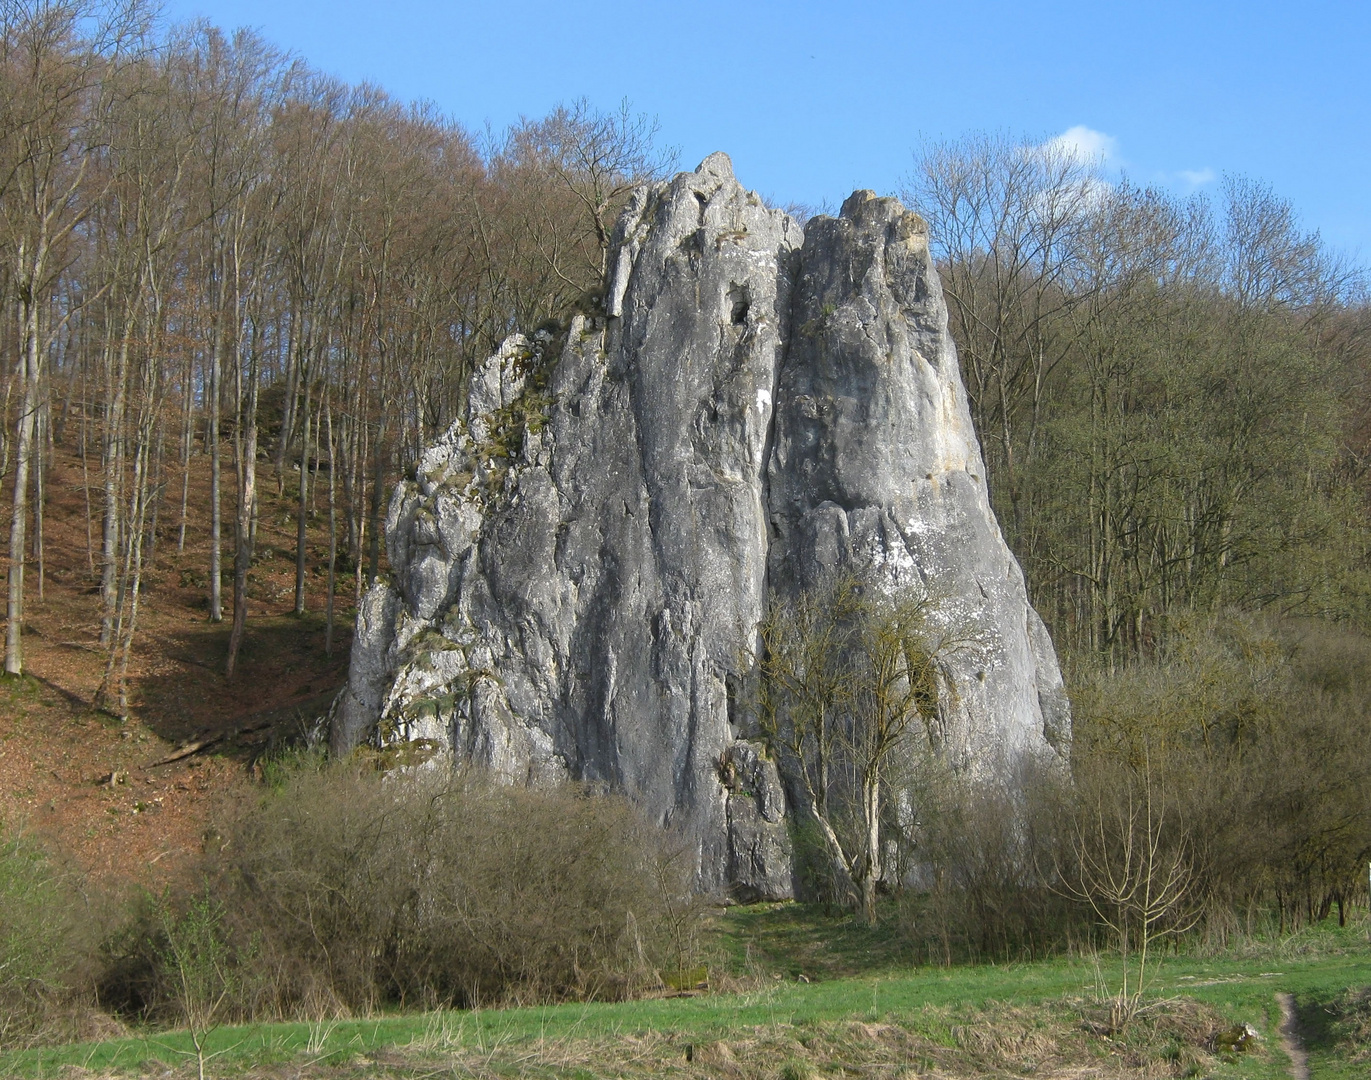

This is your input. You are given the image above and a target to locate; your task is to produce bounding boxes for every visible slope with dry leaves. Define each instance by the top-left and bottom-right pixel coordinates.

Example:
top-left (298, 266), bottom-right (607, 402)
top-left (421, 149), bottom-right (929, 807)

top-left (0, 441), bottom-right (353, 888)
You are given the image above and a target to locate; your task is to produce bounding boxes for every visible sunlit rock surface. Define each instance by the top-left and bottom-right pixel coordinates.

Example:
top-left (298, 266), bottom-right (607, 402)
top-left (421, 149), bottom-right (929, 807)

top-left (333, 153), bottom-right (1068, 898)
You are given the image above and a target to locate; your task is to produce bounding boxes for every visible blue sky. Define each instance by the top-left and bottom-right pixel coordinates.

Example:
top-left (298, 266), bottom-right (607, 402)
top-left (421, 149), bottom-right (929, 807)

top-left (159, 0), bottom-right (1371, 260)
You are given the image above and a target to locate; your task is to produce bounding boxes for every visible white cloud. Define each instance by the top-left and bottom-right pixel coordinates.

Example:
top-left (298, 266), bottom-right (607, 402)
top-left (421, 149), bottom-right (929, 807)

top-left (1029, 127), bottom-right (1118, 214)
top-left (1044, 125), bottom-right (1120, 166)
top-left (1176, 167), bottom-right (1217, 188)
top-left (1036, 128), bottom-right (1216, 198)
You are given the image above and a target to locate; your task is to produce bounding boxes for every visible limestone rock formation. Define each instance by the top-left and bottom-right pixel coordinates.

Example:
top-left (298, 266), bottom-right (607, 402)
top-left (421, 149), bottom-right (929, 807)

top-left (332, 153), bottom-right (1068, 899)
top-left (769, 189), bottom-right (1071, 764)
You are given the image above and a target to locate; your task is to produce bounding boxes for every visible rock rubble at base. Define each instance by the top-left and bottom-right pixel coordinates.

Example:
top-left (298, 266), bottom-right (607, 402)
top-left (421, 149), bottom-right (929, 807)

top-left (332, 153), bottom-right (1069, 899)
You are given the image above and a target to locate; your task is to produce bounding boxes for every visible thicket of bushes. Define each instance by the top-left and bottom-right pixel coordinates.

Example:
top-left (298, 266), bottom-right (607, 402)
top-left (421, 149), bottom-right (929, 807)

top-left (756, 575), bottom-right (1369, 963)
top-left (1, 762), bottom-right (697, 1047)
top-left (890, 614), bottom-right (1371, 965)
top-left (1072, 615), bottom-right (1371, 934)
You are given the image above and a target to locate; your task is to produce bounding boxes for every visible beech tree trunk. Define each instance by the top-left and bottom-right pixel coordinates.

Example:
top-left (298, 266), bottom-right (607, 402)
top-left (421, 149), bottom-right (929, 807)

top-left (324, 397), bottom-right (337, 655)
top-left (294, 346), bottom-right (312, 615)
top-left (5, 290), bottom-right (42, 676)
top-left (227, 302), bottom-right (259, 677)
top-left (208, 290), bottom-right (224, 623)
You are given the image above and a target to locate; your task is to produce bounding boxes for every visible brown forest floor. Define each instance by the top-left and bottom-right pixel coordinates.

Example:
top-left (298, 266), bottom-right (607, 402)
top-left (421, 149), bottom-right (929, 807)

top-left (0, 440), bottom-right (356, 890)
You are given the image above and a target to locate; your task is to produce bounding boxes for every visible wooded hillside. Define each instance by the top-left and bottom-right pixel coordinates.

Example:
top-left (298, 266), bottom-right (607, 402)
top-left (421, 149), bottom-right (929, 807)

top-left (2, 0), bottom-right (1371, 1051)
top-left (908, 135), bottom-right (1370, 662)
top-left (0, 0), bottom-right (673, 707)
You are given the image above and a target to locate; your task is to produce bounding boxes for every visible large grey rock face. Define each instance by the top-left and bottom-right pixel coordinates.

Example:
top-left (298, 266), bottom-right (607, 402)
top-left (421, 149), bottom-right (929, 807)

top-left (768, 190), bottom-right (1070, 764)
top-left (333, 154), bottom-right (1068, 898)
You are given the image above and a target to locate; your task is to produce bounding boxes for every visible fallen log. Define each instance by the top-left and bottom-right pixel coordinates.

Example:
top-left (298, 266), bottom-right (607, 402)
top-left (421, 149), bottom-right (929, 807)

top-left (142, 733), bottom-right (223, 769)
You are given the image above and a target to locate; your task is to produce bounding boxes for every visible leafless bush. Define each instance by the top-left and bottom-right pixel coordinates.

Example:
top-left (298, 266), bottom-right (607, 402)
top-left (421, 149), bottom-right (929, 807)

top-left (899, 754), bottom-right (1084, 964)
top-left (103, 761), bottom-right (694, 1022)
top-left (1061, 757), bottom-right (1201, 1028)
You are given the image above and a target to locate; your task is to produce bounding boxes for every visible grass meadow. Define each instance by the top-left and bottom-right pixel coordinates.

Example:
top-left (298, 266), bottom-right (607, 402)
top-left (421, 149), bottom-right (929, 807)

top-left (5, 903), bottom-right (1367, 1079)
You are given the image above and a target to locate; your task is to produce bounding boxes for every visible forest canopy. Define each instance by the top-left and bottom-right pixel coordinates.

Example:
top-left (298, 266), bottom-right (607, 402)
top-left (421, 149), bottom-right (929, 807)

top-left (906, 133), bottom-right (1370, 662)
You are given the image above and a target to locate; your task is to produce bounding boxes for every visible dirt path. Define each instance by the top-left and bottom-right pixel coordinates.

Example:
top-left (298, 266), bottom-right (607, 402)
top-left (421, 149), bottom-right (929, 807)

top-left (1276, 992), bottom-right (1310, 1080)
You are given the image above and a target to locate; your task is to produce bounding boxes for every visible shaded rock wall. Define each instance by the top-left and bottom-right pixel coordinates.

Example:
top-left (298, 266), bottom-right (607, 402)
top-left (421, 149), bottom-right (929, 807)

top-left (332, 153), bottom-right (1068, 898)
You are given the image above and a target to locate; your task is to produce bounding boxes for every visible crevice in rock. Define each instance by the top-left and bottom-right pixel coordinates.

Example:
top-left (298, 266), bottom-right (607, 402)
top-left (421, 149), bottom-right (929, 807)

top-left (728, 282), bottom-right (750, 325)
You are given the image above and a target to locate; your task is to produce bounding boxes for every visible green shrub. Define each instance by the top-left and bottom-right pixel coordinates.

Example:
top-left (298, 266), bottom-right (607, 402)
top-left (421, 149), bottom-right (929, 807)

top-left (0, 823), bottom-right (92, 1047)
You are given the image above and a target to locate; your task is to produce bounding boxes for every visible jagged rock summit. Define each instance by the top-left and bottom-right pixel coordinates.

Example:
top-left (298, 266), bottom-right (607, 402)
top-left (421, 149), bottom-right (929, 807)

top-left (332, 152), bottom-right (1069, 898)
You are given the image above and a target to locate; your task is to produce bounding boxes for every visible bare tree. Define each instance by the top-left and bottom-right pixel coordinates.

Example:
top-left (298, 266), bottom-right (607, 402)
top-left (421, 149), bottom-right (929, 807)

top-left (175, 25), bottom-right (283, 675)
top-left (1061, 761), bottom-right (1199, 1029)
top-left (0, 0), bottom-right (146, 676)
top-left (93, 26), bottom-right (197, 713)
top-left (758, 577), bottom-right (982, 924)
top-left (505, 98), bottom-right (675, 277)
top-left (185, 24), bottom-right (282, 625)
top-left (905, 133), bottom-right (1102, 534)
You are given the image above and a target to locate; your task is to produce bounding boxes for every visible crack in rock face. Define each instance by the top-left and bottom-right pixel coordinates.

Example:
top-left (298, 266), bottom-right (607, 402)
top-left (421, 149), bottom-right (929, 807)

top-left (331, 153), bottom-right (1071, 899)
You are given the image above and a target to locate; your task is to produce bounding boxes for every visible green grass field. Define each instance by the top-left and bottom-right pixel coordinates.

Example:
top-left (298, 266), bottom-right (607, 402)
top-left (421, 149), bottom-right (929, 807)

top-left (5, 905), bottom-right (1369, 1078)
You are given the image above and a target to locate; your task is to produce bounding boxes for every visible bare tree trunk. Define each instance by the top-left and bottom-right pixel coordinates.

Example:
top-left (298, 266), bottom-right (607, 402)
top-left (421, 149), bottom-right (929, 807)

top-left (80, 370), bottom-right (94, 573)
top-left (227, 311), bottom-right (259, 677)
top-left (5, 294), bottom-right (42, 676)
top-left (366, 418), bottom-right (385, 585)
top-left (1, 348), bottom-right (14, 485)
top-left (293, 347), bottom-right (312, 615)
top-left (100, 321), bottom-right (131, 649)
top-left (275, 305), bottom-right (301, 492)
top-left (340, 411), bottom-right (357, 568)
top-left (208, 296), bottom-right (223, 623)
top-left (33, 391), bottom-right (46, 602)
top-left (353, 408), bottom-right (367, 607)
top-left (862, 774), bottom-right (882, 926)
top-left (145, 403), bottom-right (166, 568)
top-left (99, 376), bottom-right (158, 717)
top-left (324, 396), bottom-right (337, 655)
top-left (810, 803), bottom-right (860, 910)
top-left (176, 349), bottom-right (193, 551)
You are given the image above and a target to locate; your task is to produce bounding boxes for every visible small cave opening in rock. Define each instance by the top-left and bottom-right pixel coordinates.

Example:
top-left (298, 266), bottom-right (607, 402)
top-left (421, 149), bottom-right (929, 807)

top-left (728, 282), bottom-right (751, 325)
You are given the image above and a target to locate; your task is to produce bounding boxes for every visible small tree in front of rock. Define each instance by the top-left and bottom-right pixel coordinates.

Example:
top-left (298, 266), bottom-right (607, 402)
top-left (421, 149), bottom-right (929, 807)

top-left (757, 575), bottom-right (981, 924)
top-left (1061, 759), bottom-right (1200, 1030)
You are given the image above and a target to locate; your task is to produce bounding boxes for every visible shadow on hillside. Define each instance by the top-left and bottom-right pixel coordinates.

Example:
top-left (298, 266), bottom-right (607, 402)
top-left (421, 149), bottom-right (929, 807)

top-left (132, 611), bottom-right (350, 765)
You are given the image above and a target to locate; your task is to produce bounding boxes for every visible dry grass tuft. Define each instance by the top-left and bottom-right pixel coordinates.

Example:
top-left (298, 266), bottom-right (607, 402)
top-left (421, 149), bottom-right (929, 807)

top-left (364, 998), bottom-right (1241, 1080)
top-left (1328, 986), bottom-right (1371, 1063)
